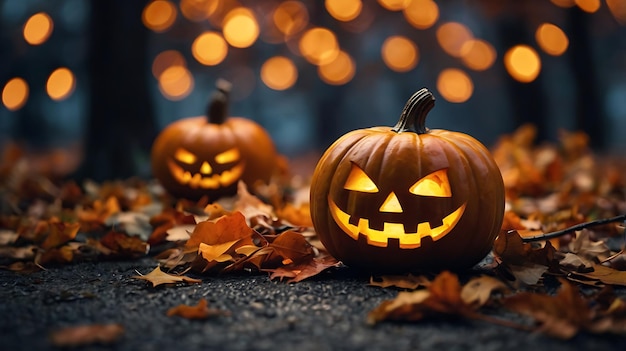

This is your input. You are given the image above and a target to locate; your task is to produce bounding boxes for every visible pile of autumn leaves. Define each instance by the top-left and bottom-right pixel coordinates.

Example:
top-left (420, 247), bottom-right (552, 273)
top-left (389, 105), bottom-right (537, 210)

top-left (2, 123), bottom-right (626, 341)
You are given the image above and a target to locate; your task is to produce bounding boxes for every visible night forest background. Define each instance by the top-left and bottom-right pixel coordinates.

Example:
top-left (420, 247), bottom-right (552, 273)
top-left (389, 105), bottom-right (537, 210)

top-left (1, 0), bottom-right (625, 182)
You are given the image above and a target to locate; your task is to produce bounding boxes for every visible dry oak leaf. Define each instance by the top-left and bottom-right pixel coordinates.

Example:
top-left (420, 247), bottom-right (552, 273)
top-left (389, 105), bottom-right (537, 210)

top-left (574, 264), bottom-right (626, 287)
top-left (266, 254), bottom-right (341, 283)
top-left (460, 275), bottom-right (509, 309)
top-left (262, 230), bottom-right (314, 265)
top-left (49, 323), bottom-right (124, 347)
top-left (503, 278), bottom-right (626, 339)
top-left (39, 221), bottom-right (80, 250)
top-left (185, 211), bottom-right (255, 250)
top-left (368, 271), bottom-right (476, 325)
top-left (369, 274), bottom-right (431, 290)
top-left (166, 298), bottom-right (230, 320)
top-left (132, 266), bottom-right (202, 287)
top-left (100, 230), bottom-right (148, 257)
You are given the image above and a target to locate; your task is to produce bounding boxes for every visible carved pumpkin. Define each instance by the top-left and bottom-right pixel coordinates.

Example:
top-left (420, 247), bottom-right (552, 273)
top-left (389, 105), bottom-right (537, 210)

top-left (310, 88), bottom-right (505, 272)
top-left (151, 80), bottom-right (277, 200)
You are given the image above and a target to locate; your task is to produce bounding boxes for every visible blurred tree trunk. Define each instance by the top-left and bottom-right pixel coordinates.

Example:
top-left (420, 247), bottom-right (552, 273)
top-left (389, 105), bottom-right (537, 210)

top-left (73, 0), bottom-right (155, 181)
top-left (567, 7), bottom-right (605, 150)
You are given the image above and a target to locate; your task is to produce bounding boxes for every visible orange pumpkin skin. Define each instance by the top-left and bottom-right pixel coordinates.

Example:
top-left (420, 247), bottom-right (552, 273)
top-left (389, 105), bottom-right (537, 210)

top-left (310, 88), bottom-right (505, 272)
top-left (151, 82), bottom-right (277, 200)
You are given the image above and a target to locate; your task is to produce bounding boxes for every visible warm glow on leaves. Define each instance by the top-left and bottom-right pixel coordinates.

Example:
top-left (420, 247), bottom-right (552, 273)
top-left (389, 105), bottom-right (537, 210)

top-left (504, 45), bottom-right (541, 83)
top-left (261, 56), bottom-right (298, 90)
top-left (222, 7), bottom-right (259, 48)
top-left (185, 211), bottom-right (254, 249)
top-left (23, 12), bottom-right (53, 45)
top-left (436, 68), bottom-right (473, 103)
top-left (536, 23), bottom-right (569, 56)
top-left (46, 68), bottom-right (76, 101)
top-left (381, 35), bottom-right (419, 72)
top-left (2, 77), bottom-right (29, 111)
top-left (192, 31), bottom-right (228, 65)
top-left (142, 0), bottom-right (177, 32)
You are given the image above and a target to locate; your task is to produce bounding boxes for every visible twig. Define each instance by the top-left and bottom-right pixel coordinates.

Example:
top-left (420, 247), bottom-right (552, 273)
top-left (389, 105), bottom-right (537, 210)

top-left (521, 214), bottom-right (626, 242)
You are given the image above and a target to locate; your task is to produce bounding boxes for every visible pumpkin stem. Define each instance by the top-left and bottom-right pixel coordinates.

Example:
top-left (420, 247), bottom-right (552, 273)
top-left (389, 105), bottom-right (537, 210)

top-left (392, 88), bottom-right (435, 134)
top-left (207, 79), bottom-right (233, 124)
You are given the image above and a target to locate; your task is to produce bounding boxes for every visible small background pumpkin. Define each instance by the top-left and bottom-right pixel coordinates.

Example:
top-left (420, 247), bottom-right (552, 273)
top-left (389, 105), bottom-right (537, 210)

top-left (310, 88), bottom-right (505, 272)
top-left (151, 80), bottom-right (277, 201)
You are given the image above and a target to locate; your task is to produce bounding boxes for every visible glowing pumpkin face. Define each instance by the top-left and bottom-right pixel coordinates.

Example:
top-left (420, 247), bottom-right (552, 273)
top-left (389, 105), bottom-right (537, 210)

top-left (329, 163), bottom-right (466, 249)
top-left (310, 88), bottom-right (505, 272)
top-left (151, 81), bottom-right (277, 200)
top-left (168, 147), bottom-right (244, 189)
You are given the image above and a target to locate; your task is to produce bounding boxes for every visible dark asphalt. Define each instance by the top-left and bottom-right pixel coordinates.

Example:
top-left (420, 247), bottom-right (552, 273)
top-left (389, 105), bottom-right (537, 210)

top-left (1, 257), bottom-right (624, 351)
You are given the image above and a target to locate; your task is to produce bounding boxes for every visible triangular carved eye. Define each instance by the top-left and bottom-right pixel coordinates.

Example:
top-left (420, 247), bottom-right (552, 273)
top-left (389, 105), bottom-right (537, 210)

top-left (409, 169), bottom-right (451, 197)
top-left (344, 163), bottom-right (379, 193)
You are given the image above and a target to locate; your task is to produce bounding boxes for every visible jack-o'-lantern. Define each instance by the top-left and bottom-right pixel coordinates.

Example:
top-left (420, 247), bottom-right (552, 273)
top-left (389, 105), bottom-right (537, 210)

top-left (310, 88), bottom-right (505, 272)
top-left (151, 80), bottom-right (277, 200)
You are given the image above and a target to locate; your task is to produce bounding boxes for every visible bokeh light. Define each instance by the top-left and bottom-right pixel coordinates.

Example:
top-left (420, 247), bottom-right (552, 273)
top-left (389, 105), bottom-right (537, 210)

top-left (504, 45), bottom-right (542, 83)
top-left (142, 0), bottom-right (177, 33)
top-left (575, 0), bottom-right (601, 13)
top-left (381, 35), bottom-right (419, 72)
top-left (223, 7), bottom-right (259, 48)
top-left (550, 0), bottom-right (576, 7)
top-left (2, 78), bottom-right (29, 111)
top-left (436, 22), bottom-right (474, 58)
top-left (436, 68), bottom-right (473, 103)
top-left (403, 0), bottom-right (439, 30)
top-left (377, 0), bottom-right (408, 11)
top-left (273, 1), bottom-right (309, 37)
top-left (152, 50), bottom-right (186, 78)
top-left (23, 12), bottom-right (53, 45)
top-left (158, 65), bottom-right (194, 100)
top-left (318, 50), bottom-right (356, 85)
top-left (299, 27), bottom-right (339, 65)
top-left (261, 56), bottom-right (298, 91)
top-left (179, 0), bottom-right (220, 22)
top-left (192, 31), bottom-right (228, 65)
top-left (47, 68), bottom-right (76, 101)
top-left (535, 23), bottom-right (569, 56)
top-left (325, 0), bottom-right (362, 22)
top-left (607, 0), bottom-right (626, 24)
top-left (460, 39), bottom-right (497, 71)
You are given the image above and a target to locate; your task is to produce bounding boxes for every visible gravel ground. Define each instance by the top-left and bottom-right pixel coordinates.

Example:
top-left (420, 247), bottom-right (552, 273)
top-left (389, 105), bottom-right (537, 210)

top-left (1, 258), bottom-right (624, 351)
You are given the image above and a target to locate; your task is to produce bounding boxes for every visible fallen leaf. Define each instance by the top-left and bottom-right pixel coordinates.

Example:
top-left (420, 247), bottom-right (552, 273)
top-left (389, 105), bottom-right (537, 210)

top-left (460, 275), bottom-right (509, 308)
top-left (49, 323), bottom-right (124, 347)
top-left (132, 266), bottom-right (202, 287)
top-left (185, 211), bottom-right (254, 249)
top-left (575, 264), bottom-right (626, 286)
top-left (166, 298), bottom-right (230, 320)
top-left (266, 254), bottom-right (340, 283)
top-left (369, 274), bottom-right (431, 290)
top-left (39, 221), bottom-right (80, 250)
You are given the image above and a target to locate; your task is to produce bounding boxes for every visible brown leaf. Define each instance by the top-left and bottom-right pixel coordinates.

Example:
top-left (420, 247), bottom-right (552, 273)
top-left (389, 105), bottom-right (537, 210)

top-left (575, 264), bottom-right (626, 286)
top-left (166, 298), bottom-right (230, 320)
top-left (264, 230), bottom-right (314, 265)
top-left (99, 231), bottom-right (148, 257)
top-left (266, 254), bottom-right (340, 283)
top-left (367, 271), bottom-right (476, 325)
top-left (504, 278), bottom-right (592, 339)
top-left (49, 323), bottom-right (124, 347)
top-left (460, 275), bottom-right (509, 308)
top-left (132, 266), bottom-right (202, 287)
top-left (369, 274), bottom-right (431, 290)
top-left (39, 221), bottom-right (80, 250)
top-left (185, 211), bottom-right (254, 249)
top-left (568, 229), bottom-right (610, 261)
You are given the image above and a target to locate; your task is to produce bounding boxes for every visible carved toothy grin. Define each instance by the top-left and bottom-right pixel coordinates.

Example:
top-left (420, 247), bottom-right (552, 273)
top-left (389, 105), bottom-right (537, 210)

top-left (168, 160), bottom-right (245, 189)
top-left (328, 198), bottom-right (466, 249)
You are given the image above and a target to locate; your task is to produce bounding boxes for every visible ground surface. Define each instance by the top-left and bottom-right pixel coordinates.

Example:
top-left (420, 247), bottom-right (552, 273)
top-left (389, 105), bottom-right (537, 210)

top-left (1, 257), bottom-right (625, 351)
